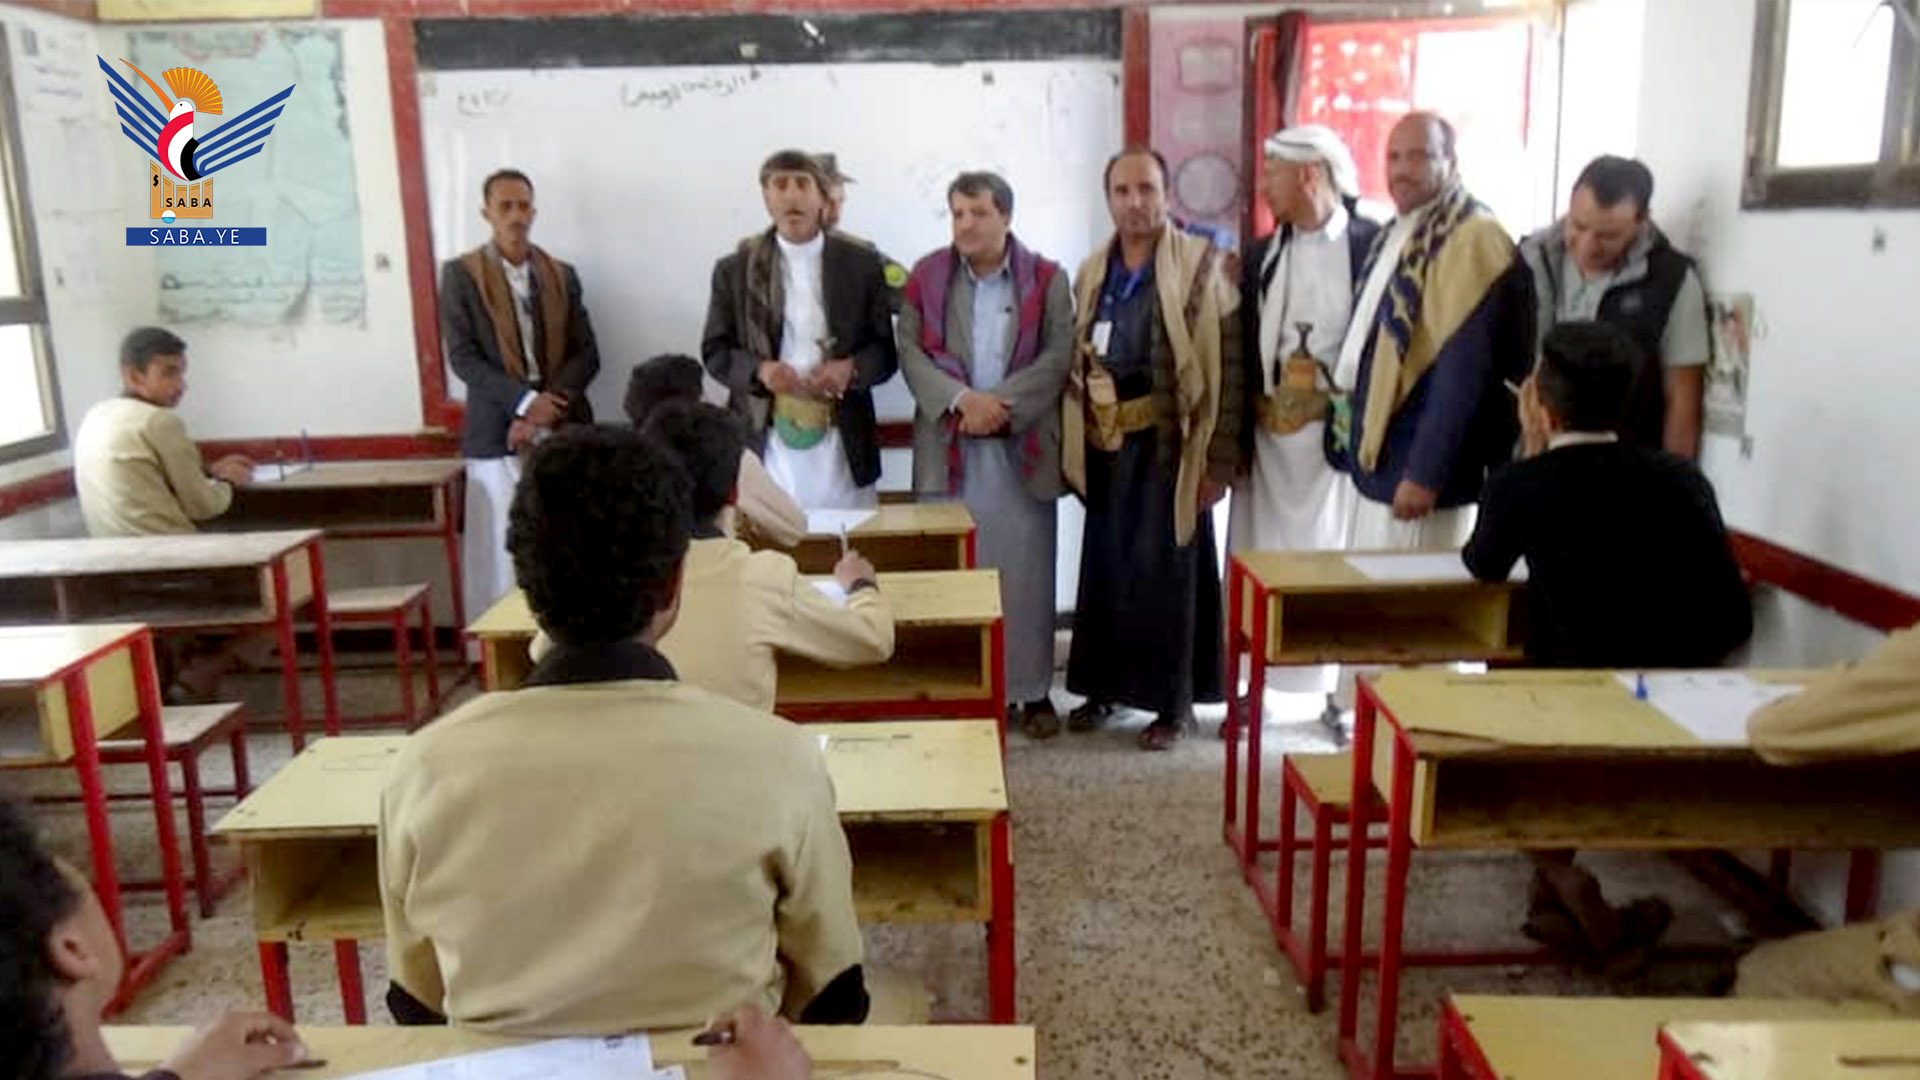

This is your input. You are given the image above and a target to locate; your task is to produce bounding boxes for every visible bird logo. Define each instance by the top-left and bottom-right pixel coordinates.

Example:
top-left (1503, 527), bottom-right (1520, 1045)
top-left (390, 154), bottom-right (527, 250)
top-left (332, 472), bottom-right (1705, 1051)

top-left (98, 55), bottom-right (294, 223)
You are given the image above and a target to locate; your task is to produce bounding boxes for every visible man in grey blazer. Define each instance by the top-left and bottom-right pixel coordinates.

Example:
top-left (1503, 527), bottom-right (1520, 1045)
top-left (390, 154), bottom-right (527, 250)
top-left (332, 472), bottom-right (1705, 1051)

top-left (899, 171), bottom-right (1075, 738)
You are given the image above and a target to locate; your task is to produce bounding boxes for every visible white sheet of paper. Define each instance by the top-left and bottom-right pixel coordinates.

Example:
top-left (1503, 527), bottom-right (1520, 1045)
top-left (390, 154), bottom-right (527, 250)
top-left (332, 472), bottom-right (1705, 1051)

top-left (247, 461), bottom-right (313, 484)
top-left (652, 1069), bottom-right (687, 1080)
top-left (1613, 671), bottom-right (1805, 745)
top-left (1345, 552), bottom-right (1473, 582)
top-left (805, 509), bottom-right (875, 537)
top-left (337, 1036), bottom-right (652, 1080)
top-left (811, 579), bottom-right (849, 606)
top-left (1343, 552), bottom-right (1528, 583)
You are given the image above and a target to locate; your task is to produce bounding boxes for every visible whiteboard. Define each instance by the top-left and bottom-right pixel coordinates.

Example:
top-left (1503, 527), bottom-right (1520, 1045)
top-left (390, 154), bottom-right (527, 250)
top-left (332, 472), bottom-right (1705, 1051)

top-left (420, 61), bottom-right (1123, 425)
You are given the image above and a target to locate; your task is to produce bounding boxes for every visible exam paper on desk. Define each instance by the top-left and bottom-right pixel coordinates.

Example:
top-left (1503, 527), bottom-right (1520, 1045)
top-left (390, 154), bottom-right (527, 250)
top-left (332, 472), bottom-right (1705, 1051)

top-left (805, 509), bottom-right (877, 537)
top-left (1614, 671), bottom-right (1805, 745)
top-left (336, 1036), bottom-right (653, 1080)
top-left (1345, 552), bottom-right (1529, 583)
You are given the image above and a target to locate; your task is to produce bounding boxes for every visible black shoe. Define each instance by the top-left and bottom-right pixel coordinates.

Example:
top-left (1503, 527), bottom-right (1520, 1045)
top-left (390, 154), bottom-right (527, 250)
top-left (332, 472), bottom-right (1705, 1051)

top-left (1602, 897), bottom-right (1675, 983)
top-left (1138, 713), bottom-right (1192, 751)
top-left (1021, 699), bottom-right (1062, 740)
top-left (1068, 700), bottom-right (1115, 733)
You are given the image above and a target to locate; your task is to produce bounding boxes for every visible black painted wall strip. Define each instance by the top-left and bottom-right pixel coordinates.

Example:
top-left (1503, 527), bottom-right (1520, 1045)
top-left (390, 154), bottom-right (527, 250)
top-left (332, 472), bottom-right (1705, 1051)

top-left (416, 9), bottom-right (1122, 71)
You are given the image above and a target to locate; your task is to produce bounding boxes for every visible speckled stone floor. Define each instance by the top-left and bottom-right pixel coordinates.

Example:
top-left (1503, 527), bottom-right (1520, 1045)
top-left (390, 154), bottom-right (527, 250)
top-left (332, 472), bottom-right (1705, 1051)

top-left (10, 651), bottom-right (1741, 1079)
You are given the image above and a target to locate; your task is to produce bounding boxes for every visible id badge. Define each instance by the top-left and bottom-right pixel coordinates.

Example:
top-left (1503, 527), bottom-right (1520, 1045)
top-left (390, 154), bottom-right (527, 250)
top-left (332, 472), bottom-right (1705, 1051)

top-left (1090, 321), bottom-right (1113, 357)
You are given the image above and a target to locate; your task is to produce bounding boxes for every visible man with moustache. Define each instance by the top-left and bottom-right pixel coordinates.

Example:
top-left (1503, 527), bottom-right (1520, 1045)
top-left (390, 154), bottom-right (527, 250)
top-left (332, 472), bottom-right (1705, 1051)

top-left (1062, 147), bottom-right (1244, 751)
top-left (704, 149), bottom-right (897, 509)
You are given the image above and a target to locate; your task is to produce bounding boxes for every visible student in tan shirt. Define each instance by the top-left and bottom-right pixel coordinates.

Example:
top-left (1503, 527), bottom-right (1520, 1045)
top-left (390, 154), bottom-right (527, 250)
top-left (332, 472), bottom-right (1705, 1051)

top-left (1748, 624), bottom-right (1920, 764)
top-left (380, 425), bottom-right (868, 1035)
top-left (73, 326), bottom-right (253, 538)
top-left (530, 401), bottom-right (894, 712)
top-left (73, 327), bottom-right (261, 703)
top-left (628, 353), bottom-right (807, 547)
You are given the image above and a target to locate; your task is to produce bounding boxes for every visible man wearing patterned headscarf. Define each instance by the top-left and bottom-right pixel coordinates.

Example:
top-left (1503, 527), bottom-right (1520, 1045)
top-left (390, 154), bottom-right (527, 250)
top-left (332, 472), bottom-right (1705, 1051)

top-left (1329, 112), bottom-right (1534, 550)
top-left (1226, 125), bottom-right (1381, 719)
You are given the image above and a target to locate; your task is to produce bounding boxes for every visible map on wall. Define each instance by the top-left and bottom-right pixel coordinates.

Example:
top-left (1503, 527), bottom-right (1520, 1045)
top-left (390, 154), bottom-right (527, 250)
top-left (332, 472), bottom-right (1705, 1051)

top-left (129, 27), bottom-right (365, 325)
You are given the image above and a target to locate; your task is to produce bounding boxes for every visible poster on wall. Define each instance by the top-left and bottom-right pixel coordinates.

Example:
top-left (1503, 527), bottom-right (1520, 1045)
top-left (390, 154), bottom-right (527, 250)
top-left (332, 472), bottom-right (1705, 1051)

top-left (1706, 293), bottom-right (1755, 439)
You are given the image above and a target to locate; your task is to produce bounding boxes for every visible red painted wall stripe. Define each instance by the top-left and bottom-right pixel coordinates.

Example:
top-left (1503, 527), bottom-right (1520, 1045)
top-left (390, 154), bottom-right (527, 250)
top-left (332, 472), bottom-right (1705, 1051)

top-left (1729, 532), bottom-right (1920, 634)
top-left (0, 469), bottom-right (76, 520)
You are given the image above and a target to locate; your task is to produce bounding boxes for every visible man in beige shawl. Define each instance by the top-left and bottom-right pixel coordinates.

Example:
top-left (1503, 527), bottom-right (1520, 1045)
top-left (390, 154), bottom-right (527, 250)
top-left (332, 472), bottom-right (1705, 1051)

top-left (1062, 147), bottom-right (1244, 750)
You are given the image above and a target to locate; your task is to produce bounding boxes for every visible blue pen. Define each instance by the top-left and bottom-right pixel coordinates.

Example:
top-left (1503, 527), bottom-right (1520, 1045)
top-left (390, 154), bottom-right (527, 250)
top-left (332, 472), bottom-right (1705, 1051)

top-left (1634, 672), bottom-right (1648, 700)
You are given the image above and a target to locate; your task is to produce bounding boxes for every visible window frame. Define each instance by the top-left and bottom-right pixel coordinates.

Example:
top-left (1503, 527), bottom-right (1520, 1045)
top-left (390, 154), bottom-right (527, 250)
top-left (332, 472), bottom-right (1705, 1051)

top-left (1744, 0), bottom-right (1920, 210)
top-left (0, 25), bottom-right (62, 465)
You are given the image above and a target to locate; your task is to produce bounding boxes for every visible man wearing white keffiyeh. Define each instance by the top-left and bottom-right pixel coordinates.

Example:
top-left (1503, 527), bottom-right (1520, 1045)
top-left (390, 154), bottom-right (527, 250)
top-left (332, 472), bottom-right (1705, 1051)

top-left (1227, 126), bottom-right (1381, 701)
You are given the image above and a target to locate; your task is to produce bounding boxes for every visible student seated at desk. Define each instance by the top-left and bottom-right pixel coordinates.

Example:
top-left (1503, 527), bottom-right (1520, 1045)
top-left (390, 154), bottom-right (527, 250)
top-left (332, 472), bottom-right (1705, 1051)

top-left (73, 327), bottom-right (253, 538)
top-left (1463, 321), bottom-right (1753, 978)
top-left (1747, 625), bottom-right (1920, 764)
top-left (1463, 320), bottom-right (1752, 668)
top-left (0, 798), bottom-right (312, 1080)
top-left (628, 353), bottom-right (807, 547)
top-left (73, 327), bottom-right (265, 703)
top-left (529, 402), bottom-right (893, 712)
top-left (380, 425), bottom-right (869, 1034)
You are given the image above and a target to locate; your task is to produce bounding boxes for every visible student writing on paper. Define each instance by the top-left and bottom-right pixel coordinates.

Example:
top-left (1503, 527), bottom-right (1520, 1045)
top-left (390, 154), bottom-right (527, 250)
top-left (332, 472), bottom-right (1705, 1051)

top-left (627, 353), bottom-right (806, 548)
top-left (72, 327), bottom-right (266, 704)
top-left (527, 403), bottom-right (893, 711)
top-left (0, 797), bottom-right (312, 1080)
top-left (1463, 321), bottom-right (1751, 979)
top-left (379, 426), bottom-right (869, 1034)
top-left (1747, 625), bottom-right (1920, 763)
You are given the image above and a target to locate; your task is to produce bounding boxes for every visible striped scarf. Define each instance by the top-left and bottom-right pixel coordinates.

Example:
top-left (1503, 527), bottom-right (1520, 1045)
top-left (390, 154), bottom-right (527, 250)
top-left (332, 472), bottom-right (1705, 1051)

top-left (1352, 179), bottom-right (1511, 471)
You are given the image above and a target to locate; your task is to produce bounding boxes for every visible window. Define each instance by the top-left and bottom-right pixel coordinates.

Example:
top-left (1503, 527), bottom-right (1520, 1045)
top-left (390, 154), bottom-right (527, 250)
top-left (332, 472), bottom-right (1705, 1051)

top-left (1745, 0), bottom-right (1920, 208)
top-left (0, 26), bottom-right (59, 464)
top-left (1246, 13), bottom-right (1553, 239)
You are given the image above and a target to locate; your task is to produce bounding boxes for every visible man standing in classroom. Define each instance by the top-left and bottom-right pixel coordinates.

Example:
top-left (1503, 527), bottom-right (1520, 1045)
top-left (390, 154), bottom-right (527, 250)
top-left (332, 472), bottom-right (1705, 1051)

top-left (704, 150), bottom-right (898, 510)
top-left (1063, 147), bottom-right (1244, 751)
top-left (899, 171), bottom-right (1075, 739)
top-left (439, 168), bottom-right (601, 618)
top-left (1228, 126), bottom-right (1381, 720)
top-left (1332, 112), bottom-right (1533, 550)
top-left (1519, 155), bottom-right (1711, 458)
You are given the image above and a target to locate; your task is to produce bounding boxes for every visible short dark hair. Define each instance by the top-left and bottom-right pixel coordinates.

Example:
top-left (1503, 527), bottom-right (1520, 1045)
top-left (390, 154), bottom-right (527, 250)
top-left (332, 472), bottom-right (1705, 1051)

top-left (1536, 321), bottom-right (1643, 434)
top-left (1574, 155), bottom-right (1655, 216)
top-left (624, 354), bottom-right (705, 428)
top-left (0, 798), bottom-right (84, 1080)
top-left (760, 149), bottom-right (825, 189)
top-left (507, 425), bottom-right (692, 646)
top-left (119, 326), bottom-right (186, 373)
top-left (1103, 145), bottom-right (1170, 192)
top-left (482, 169), bottom-right (533, 203)
top-left (948, 171), bottom-right (1015, 217)
top-left (642, 401), bottom-right (744, 526)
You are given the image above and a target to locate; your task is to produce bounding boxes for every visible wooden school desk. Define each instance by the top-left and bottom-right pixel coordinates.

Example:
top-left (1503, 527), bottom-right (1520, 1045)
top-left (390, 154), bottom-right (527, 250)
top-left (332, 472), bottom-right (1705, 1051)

top-left (0, 624), bottom-right (189, 1007)
top-left (1437, 995), bottom-right (1887, 1080)
top-left (1221, 549), bottom-right (1524, 873)
top-left (1338, 669), bottom-right (1920, 1080)
top-left (468, 570), bottom-right (1006, 726)
top-left (775, 501), bottom-right (977, 574)
top-left (223, 459), bottom-right (469, 630)
top-left (107, 1023), bottom-right (1039, 1079)
top-left (1658, 1019), bottom-right (1920, 1080)
top-left (0, 530), bottom-right (340, 748)
top-left (214, 719), bottom-right (1019, 1024)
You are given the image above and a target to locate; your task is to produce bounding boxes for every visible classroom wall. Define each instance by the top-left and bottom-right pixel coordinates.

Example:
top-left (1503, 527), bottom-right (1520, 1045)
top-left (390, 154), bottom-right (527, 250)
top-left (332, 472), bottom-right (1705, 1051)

top-left (92, 18), bottom-right (426, 441)
top-left (1628, 0), bottom-right (1920, 920)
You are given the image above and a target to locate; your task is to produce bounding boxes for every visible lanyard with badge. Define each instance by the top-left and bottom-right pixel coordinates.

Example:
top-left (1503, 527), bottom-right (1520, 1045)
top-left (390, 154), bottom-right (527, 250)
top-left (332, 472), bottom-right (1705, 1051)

top-left (1089, 257), bottom-right (1151, 360)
